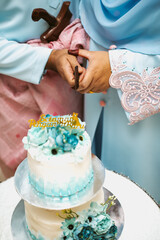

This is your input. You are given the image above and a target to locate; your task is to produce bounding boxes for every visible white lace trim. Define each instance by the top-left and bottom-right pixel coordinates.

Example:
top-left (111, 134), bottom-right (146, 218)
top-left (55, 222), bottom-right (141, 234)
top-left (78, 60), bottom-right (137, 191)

top-left (109, 52), bottom-right (160, 124)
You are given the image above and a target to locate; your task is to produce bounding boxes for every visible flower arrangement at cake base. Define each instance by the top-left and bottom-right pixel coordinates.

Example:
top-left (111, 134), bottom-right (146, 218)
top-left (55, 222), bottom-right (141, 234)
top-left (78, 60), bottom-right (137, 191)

top-left (26, 195), bottom-right (117, 240)
top-left (57, 195), bottom-right (117, 240)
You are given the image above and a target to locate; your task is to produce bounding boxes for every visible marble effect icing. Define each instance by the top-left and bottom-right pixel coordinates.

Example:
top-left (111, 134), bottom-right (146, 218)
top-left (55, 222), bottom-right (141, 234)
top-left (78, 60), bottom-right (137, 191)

top-left (27, 131), bottom-right (92, 197)
top-left (22, 114), bottom-right (94, 198)
top-left (28, 166), bottom-right (94, 197)
top-left (25, 189), bottom-right (105, 240)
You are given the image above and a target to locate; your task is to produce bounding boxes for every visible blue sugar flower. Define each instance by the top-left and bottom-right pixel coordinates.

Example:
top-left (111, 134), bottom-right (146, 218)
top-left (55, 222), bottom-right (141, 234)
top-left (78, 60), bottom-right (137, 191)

top-left (28, 127), bottom-right (48, 146)
top-left (48, 128), bottom-right (57, 139)
top-left (61, 218), bottom-right (77, 237)
top-left (63, 143), bottom-right (72, 152)
top-left (93, 213), bottom-right (114, 235)
top-left (77, 209), bottom-right (98, 227)
top-left (48, 125), bottom-right (80, 152)
top-left (25, 119), bottom-right (85, 154)
top-left (76, 202), bottom-right (108, 229)
top-left (89, 202), bottom-right (105, 214)
top-left (56, 134), bottom-right (64, 146)
top-left (67, 135), bottom-right (78, 148)
top-left (92, 224), bottom-right (117, 239)
top-left (76, 210), bottom-right (88, 224)
top-left (41, 137), bottom-right (58, 155)
top-left (73, 224), bottom-right (94, 240)
top-left (103, 224), bottom-right (117, 239)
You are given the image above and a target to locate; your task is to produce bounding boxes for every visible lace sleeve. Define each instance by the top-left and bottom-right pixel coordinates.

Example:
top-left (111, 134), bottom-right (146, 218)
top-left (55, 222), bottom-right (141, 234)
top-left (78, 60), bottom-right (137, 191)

top-left (109, 49), bottom-right (160, 125)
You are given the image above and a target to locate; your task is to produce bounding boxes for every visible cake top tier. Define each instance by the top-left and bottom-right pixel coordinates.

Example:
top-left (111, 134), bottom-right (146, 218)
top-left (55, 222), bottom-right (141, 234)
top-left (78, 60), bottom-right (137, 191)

top-left (22, 113), bottom-right (87, 155)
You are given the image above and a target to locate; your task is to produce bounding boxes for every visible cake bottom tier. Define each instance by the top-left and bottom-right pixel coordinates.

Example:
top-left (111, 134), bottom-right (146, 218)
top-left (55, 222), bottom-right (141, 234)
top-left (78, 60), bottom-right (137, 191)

top-left (25, 188), bottom-right (104, 240)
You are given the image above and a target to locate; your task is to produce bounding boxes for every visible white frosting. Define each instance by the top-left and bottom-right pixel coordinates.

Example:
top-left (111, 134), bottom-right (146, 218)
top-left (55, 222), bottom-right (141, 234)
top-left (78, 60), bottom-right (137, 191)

top-left (25, 189), bottom-right (104, 240)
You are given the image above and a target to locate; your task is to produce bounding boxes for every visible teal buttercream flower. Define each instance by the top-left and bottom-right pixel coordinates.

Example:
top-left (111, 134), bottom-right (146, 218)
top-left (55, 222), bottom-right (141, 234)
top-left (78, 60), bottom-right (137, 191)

top-left (104, 225), bottom-right (117, 239)
top-left (77, 202), bottom-right (113, 234)
top-left (23, 114), bottom-right (86, 154)
top-left (93, 213), bottom-right (114, 235)
top-left (57, 134), bottom-right (64, 146)
top-left (78, 202), bottom-right (106, 226)
top-left (76, 210), bottom-right (89, 224)
top-left (73, 224), bottom-right (94, 240)
top-left (93, 224), bottom-right (117, 239)
top-left (28, 127), bottom-right (48, 146)
top-left (67, 135), bottom-right (78, 147)
top-left (61, 218), bottom-right (77, 237)
top-left (47, 124), bottom-right (83, 153)
top-left (41, 137), bottom-right (56, 154)
top-left (58, 196), bottom-right (118, 240)
top-left (48, 127), bottom-right (57, 139)
top-left (90, 201), bottom-right (106, 214)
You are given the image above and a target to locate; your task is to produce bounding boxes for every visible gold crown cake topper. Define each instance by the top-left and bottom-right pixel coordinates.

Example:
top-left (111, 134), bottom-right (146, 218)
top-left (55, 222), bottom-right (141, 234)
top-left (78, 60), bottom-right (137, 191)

top-left (28, 113), bottom-right (85, 129)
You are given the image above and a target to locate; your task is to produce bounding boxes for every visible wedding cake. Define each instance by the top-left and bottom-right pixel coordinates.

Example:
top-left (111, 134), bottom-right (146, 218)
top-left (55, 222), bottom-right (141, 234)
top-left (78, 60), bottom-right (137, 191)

top-left (21, 113), bottom-right (117, 240)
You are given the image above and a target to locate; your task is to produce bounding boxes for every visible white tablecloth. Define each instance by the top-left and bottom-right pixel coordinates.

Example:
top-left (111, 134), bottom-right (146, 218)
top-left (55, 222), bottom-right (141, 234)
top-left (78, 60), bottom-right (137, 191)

top-left (0, 170), bottom-right (160, 240)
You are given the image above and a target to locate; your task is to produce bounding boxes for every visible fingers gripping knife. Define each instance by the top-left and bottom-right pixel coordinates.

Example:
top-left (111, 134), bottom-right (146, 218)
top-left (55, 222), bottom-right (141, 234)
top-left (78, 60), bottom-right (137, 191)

top-left (32, 1), bottom-right (72, 43)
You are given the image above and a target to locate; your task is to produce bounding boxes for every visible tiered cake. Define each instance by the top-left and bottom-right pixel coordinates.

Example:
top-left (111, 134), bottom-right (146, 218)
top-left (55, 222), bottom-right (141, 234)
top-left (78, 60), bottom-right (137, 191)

top-left (15, 113), bottom-right (117, 240)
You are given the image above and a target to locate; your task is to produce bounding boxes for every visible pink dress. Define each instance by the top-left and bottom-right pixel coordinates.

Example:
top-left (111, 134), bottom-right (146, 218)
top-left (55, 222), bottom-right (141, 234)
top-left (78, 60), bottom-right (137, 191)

top-left (0, 19), bottom-right (89, 178)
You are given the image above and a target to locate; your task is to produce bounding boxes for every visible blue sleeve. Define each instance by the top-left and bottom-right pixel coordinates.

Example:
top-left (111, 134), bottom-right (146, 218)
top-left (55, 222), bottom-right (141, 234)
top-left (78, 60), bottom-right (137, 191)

top-left (109, 49), bottom-right (160, 124)
top-left (69, 0), bottom-right (81, 19)
top-left (0, 37), bottom-right (52, 84)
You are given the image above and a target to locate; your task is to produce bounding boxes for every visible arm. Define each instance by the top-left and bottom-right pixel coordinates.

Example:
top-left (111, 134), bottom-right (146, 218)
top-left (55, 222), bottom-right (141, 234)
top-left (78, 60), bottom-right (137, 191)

top-left (109, 49), bottom-right (160, 124)
top-left (0, 37), bottom-right (52, 84)
top-left (0, 37), bottom-right (85, 86)
top-left (75, 48), bottom-right (160, 124)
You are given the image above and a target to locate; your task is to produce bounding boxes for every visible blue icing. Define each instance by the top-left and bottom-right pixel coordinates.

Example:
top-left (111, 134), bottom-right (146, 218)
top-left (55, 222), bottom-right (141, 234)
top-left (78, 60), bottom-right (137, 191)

top-left (69, 178), bottom-right (77, 191)
top-left (26, 225), bottom-right (46, 240)
top-left (29, 169), bottom-right (94, 198)
top-left (29, 174), bottom-right (36, 187)
top-left (38, 178), bottom-right (44, 194)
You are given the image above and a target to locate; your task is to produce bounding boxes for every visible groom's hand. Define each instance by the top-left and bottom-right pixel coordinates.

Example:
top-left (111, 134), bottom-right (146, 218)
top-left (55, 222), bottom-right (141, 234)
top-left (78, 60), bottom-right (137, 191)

top-left (45, 49), bottom-right (85, 87)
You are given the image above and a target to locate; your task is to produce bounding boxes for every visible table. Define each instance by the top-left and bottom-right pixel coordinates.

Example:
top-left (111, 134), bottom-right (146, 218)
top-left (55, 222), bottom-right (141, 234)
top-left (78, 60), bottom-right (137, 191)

top-left (0, 170), bottom-right (160, 240)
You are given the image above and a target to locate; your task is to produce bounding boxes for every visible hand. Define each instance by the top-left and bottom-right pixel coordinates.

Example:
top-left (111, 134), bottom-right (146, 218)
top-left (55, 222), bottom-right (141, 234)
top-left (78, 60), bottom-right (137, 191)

top-left (45, 49), bottom-right (85, 87)
top-left (76, 49), bottom-right (111, 93)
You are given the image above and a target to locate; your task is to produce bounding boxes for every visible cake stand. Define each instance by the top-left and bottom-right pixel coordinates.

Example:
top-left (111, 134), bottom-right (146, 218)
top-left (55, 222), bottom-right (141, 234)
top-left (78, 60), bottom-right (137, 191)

top-left (14, 156), bottom-right (105, 209)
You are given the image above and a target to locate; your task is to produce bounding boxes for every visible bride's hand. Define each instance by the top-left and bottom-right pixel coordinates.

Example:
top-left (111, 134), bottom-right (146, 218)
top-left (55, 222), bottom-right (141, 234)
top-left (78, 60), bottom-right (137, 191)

top-left (76, 49), bottom-right (111, 93)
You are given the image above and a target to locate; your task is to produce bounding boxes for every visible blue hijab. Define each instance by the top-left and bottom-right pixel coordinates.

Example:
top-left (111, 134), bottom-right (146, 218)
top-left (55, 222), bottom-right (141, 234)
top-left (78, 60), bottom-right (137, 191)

top-left (79, 0), bottom-right (160, 54)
